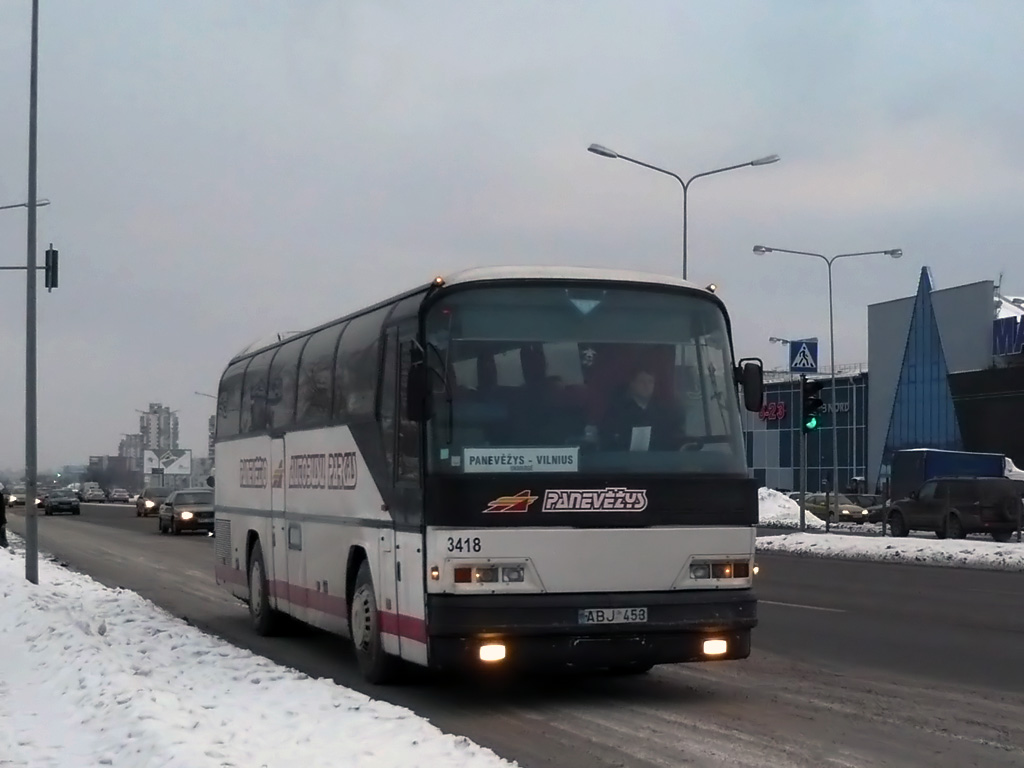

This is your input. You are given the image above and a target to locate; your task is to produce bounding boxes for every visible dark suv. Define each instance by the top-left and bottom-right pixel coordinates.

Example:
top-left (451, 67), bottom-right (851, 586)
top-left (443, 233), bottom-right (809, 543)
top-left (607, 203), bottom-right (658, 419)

top-left (887, 476), bottom-right (1023, 542)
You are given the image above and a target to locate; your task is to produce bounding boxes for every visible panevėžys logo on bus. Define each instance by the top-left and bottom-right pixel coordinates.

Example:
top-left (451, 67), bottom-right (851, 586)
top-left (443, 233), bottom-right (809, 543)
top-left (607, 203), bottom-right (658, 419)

top-left (483, 490), bottom-right (538, 513)
top-left (542, 488), bottom-right (648, 512)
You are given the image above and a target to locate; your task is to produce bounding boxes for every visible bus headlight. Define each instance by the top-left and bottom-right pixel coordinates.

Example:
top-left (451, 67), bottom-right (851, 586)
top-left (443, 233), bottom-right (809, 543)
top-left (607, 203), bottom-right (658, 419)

top-left (451, 562), bottom-right (530, 586)
top-left (689, 561), bottom-right (752, 580)
top-left (690, 563), bottom-right (711, 579)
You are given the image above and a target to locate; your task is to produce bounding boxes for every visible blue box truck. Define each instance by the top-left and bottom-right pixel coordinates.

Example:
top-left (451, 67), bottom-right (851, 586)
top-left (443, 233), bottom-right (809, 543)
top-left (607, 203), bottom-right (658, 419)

top-left (890, 448), bottom-right (1006, 502)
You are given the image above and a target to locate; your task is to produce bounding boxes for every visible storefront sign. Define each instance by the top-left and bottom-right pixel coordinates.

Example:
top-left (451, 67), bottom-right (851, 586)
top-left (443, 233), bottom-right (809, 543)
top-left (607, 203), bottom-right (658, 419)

top-left (994, 315), bottom-right (1024, 357)
top-left (825, 402), bottom-right (850, 413)
top-left (759, 402), bottom-right (787, 421)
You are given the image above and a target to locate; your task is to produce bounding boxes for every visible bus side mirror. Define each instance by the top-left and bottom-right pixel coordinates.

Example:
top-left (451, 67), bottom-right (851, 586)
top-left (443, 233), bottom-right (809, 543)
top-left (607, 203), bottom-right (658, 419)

top-left (736, 358), bottom-right (764, 412)
top-left (206, 476), bottom-right (215, 488)
top-left (405, 344), bottom-right (432, 422)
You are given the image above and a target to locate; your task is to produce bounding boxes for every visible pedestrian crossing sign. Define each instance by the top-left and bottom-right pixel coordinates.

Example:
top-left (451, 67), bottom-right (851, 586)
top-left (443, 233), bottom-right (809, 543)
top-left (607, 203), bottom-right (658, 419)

top-left (789, 340), bottom-right (819, 373)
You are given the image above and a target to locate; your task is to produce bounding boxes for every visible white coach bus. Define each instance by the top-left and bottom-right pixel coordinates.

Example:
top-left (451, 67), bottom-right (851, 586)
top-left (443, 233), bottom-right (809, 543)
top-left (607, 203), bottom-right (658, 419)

top-left (213, 267), bottom-right (764, 683)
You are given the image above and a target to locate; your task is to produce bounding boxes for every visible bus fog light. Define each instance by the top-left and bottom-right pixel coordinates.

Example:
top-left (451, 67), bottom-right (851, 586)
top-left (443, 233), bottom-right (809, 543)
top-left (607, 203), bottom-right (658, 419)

top-left (753, 564), bottom-right (760, 576)
top-left (479, 643), bottom-right (506, 662)
top-left (703, 639), bottom-right (727, 656)
top-left (501, 566), bottom-right (524, 583)
top-left (690, 563), bottom-right (711, 579)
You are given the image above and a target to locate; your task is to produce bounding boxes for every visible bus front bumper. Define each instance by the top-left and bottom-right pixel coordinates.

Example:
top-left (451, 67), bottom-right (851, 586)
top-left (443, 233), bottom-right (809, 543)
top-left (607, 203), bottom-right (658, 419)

top-left (426, 588), bottom-right (756, 670)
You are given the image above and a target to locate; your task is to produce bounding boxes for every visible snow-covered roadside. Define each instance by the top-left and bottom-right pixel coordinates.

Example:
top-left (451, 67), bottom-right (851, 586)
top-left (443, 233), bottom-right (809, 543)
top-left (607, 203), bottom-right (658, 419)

top-left (0, 537), bottom-right (516, 768)
top-left (756, 531), bottom-right (1024, 571)
top-left (757, 487), bottom-right (824, 529)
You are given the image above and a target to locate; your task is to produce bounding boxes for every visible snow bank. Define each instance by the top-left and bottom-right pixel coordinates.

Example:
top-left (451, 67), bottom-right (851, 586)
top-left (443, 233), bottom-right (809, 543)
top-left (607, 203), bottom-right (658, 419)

top-left (755, 531), bottom-right (1024, 572)
top-left (0, 539), bottom-right (515, 768)
top-left (757, 487), bottom-right (824, 529)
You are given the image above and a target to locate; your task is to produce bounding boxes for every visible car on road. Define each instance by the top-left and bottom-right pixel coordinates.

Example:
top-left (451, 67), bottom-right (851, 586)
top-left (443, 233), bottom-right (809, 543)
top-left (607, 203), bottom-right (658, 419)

top-left (804, 493), bottom-right (871, 523)
top-left (83, 488), bottom-right (108, 503)
top-left (7, 485), bottom-right (43, 508)
top-left (44, 489), bottom-right (81, 516)
top-left (157, 488), bottom-right (214, 535)
top-left (136, 486), bottom-right (173, 517)
top-left (886, 476), bottom-right (1023, 541)
top-left (108, 488), bottom-right (131, 504)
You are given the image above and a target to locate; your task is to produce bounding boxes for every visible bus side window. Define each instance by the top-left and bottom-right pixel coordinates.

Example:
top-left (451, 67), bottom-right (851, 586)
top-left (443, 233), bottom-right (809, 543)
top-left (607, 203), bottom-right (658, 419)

top-left (217, 359), bottom-right (248, 439)
top-left (397, 335), bottom-right (421, 483)
top-left (240, 349), bottom-right (275, 434)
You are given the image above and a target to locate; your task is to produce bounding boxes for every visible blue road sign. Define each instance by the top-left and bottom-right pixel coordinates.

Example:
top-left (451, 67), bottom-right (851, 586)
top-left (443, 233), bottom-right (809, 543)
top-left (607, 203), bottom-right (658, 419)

top-left (789, 339), bottom-right (819, 373)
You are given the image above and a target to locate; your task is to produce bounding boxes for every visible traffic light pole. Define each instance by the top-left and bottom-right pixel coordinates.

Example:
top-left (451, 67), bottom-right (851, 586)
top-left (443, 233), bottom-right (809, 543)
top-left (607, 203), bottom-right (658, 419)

top-left (799, 373), bottom-right (807, 532)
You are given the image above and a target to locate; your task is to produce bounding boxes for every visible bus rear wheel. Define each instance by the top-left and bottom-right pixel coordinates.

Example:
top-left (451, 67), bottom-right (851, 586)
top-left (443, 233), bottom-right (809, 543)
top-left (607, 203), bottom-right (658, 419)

top-left (350, 560), bottom-right (401, 685)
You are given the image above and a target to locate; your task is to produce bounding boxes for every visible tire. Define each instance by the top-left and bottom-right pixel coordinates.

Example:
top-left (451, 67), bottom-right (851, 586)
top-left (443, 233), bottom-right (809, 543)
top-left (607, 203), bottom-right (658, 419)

top-left (247, 541), bottom-right (280, 636)
top-left (992, 530), bottom-right (1012, 543)
top-left (349, 559), bottom-right (402, 684)
top-left (72, 509), bottom-right (80, 516)
top-left (946, 514), bottom-right (966, 540)
top-left (44, 509), bottom-right (52, 516)
top-left (887, 511), bottom-right (909, 537)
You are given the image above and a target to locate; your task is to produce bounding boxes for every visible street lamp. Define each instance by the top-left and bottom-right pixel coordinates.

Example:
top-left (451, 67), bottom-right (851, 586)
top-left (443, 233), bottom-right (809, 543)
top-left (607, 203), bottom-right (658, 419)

top-left (0, 198), bottom-right (49, 212)
top-left (194, 391), bottom-right (217, 400)
top-left (753, 244), bottom-right (902, 530)
top-left (588, 144), bottom-right (779, 280)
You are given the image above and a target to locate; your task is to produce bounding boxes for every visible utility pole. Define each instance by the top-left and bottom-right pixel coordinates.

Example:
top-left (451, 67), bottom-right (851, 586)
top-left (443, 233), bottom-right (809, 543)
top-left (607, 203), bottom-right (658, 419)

top-left (25, 0), bottom-right (41, 584)
top-left (799, 374), bottom-right (807, 532)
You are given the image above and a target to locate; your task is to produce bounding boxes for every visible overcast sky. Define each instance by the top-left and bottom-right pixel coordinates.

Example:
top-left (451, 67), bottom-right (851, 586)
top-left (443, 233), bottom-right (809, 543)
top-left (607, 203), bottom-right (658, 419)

top-left (1, 0), bottom-right (1023, 471)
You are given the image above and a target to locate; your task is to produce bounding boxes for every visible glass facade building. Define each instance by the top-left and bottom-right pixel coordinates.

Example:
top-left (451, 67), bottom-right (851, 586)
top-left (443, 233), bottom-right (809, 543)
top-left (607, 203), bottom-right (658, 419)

top-left (876, 268), bottom-right (963, 490)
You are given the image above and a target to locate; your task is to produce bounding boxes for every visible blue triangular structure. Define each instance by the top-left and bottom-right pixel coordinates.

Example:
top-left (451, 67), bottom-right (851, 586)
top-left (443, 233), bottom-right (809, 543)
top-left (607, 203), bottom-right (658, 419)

top-left (880, 267), bottom-right (963, 475)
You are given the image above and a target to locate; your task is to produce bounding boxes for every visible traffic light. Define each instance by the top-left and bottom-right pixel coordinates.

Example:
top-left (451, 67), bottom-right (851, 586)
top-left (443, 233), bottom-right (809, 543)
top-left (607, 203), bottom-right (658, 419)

top-left (802, 378), bottom-right (825, 433)
top-left (44, 244), bottom-right (58, 291)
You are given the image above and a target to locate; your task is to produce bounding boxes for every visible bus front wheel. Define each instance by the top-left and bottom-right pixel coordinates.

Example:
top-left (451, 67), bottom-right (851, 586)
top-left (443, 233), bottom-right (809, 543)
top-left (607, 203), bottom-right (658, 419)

top-left (248, 540), bottom-right (280, 636)
top-left (350, 560), bottom-right (401, 685)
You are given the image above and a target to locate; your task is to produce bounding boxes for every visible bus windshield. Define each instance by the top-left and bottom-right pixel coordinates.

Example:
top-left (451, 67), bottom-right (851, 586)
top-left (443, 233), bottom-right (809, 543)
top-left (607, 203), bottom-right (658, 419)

top-left (424, 283), bottom-right (746, 475)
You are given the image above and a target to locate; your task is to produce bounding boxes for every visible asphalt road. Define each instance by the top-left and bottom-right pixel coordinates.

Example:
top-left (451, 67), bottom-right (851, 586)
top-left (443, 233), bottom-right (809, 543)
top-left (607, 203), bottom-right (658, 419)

top-left (8, 505), bottom-right (1024, 768)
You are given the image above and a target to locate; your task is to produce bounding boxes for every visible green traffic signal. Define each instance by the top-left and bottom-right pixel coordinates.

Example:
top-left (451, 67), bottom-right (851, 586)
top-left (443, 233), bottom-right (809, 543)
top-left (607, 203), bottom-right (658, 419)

top-left (804, 415), bottom-right (818, 431)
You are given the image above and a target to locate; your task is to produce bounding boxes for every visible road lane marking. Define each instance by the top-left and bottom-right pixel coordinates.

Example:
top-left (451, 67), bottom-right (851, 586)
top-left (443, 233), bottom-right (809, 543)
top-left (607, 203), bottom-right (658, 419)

top-left (761, 599), bottom-right (845, 613)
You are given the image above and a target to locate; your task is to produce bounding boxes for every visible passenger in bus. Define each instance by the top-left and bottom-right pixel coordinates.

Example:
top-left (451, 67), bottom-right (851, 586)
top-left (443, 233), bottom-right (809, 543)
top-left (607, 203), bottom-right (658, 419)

top-left (600, 366), bottom-right (686, 452)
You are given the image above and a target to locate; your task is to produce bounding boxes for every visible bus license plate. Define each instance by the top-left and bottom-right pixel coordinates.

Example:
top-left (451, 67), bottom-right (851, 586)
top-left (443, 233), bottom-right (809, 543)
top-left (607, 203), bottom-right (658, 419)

top-left (578, 607), bottom-right (648, 625)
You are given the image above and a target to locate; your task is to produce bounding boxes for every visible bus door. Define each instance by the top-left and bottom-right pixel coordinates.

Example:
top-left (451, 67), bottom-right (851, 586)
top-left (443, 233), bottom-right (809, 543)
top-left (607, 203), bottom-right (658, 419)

top-left (391, 321), bottom-right (427, 663)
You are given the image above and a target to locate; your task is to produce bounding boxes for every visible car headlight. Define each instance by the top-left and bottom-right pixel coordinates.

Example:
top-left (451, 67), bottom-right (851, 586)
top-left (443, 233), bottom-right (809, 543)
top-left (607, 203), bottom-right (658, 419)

top-left (179, 511), bottom-right (194, 520)
top-left (35, 498), bottom-right (41, 505)
top-left (145, 500), bottom-right (155, 509)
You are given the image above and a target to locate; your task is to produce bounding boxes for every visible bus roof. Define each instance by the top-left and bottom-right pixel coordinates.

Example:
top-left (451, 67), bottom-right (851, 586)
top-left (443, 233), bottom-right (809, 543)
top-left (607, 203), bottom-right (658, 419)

top-left (228, 266), bottom-right (711, 362)
top-left (438, 265), bottom-right (706, 291)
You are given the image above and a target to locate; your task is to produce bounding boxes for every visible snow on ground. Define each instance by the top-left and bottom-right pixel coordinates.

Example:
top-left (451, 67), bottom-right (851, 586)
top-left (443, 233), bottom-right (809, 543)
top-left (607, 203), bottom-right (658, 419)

top-left (756, 531), bottom-right (1024, 571)
top-left (0, 537), bottom-right (515, 768)
top-left (757, 487), bottom-right (824, 529)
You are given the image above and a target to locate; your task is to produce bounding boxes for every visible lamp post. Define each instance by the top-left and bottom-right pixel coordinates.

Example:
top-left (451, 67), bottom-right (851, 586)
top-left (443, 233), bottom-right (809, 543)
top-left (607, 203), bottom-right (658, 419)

top-left (754, 245), bottom-right (902, 530)
top-left (23, 0), bottom-right (41, 584)
top-left (588, 144), bottom-right (779, 280)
